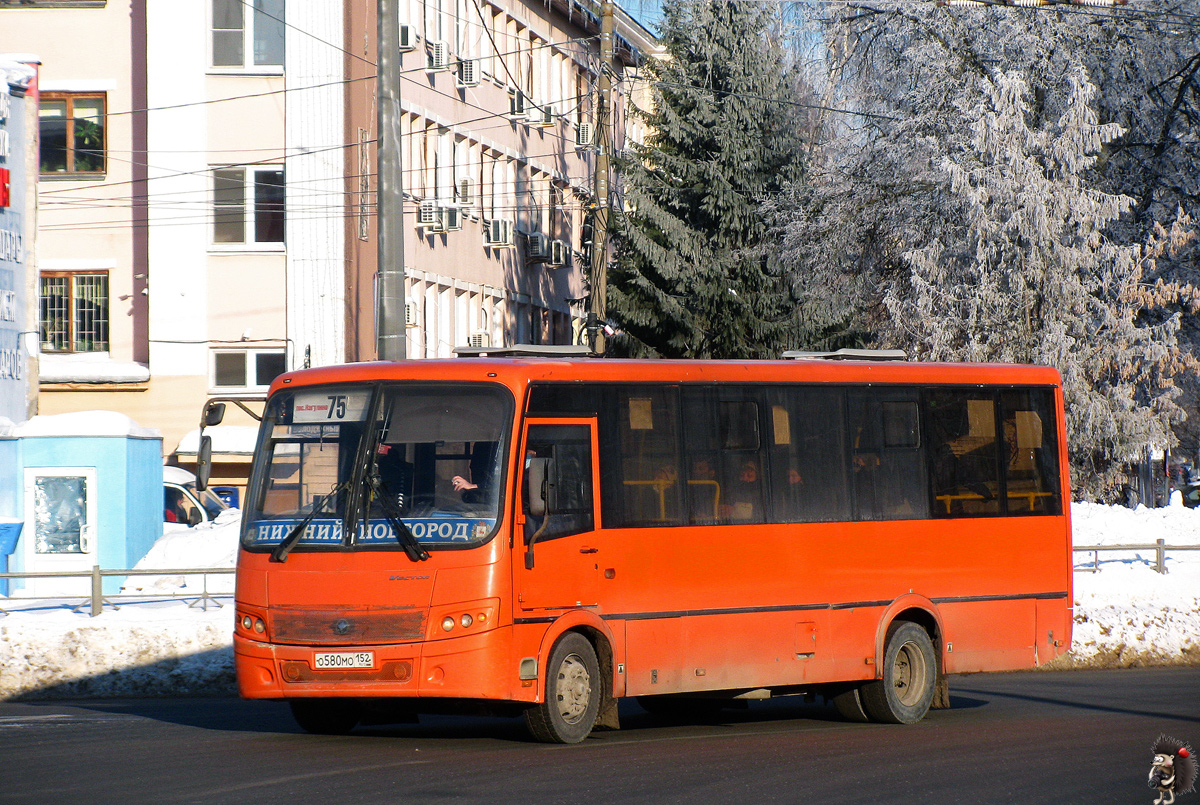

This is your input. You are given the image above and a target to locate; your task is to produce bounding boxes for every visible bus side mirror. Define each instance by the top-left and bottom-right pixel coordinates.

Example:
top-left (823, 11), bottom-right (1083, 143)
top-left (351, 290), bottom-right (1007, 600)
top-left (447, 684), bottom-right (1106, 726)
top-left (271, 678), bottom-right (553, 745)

top-left (197, 434), bottom-right (213, 491)
top-left (203, 402), bottom-right (226, 427)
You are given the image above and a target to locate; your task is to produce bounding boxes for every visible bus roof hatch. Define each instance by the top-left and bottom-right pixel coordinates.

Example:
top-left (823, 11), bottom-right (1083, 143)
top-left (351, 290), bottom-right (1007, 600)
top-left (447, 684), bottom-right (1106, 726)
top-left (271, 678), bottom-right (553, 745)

top-left (453, 344), bottom-right (597, 359)
top-left (781, 349), bottom-right (908, 361)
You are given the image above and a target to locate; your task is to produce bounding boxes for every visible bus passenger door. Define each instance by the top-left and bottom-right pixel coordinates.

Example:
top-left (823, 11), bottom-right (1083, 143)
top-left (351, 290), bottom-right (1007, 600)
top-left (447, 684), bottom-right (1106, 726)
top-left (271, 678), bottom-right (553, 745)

top-left (515, 419), bottom-right (601, 612)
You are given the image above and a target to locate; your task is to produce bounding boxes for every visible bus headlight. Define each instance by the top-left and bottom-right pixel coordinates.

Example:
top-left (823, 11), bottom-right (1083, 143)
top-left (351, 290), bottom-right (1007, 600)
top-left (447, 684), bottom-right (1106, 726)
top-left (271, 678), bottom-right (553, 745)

top-left (427, 599), bottom-right (499, 640)
top-left (239, 613), bottom-right (267, 636)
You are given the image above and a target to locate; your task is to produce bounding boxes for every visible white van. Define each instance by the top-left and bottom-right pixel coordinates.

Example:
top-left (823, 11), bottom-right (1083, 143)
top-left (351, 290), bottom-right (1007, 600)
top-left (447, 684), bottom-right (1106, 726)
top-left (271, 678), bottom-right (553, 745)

top-left (163, 465), bottom-right (230, 531)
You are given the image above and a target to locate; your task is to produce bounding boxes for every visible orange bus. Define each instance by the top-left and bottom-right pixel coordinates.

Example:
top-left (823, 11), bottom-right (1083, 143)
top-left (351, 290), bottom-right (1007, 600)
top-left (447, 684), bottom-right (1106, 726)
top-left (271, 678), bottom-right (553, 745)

top-left (210, 347), bottom-right (1072, 743)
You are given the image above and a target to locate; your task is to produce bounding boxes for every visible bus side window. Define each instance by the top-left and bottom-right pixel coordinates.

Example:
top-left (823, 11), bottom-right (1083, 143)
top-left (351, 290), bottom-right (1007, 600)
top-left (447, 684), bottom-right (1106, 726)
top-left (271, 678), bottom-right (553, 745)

top-left (523, 424), bottom-right (595, 541)
top-left (768, 387), bottom-right (850, 524)
top-left (617, 388), bottom-right (682, 526)
top-left (849, 391), bottom-right (927, 521)
top-left (999, 389), bottom-right (1061, 516)
top-left (927, 390), bottom-right (1001, 517)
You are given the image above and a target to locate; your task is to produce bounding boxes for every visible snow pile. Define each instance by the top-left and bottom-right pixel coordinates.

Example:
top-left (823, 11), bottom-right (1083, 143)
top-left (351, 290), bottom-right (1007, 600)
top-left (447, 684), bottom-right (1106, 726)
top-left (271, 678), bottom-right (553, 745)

top-left (0, 501), bottom-right (1198, 699)
top-left (0, 605), bottom-right (234, 698)
top-left (121, 509), bottom-right (242, 595)
top-left (1057, 500), bottom-right (1200, 669)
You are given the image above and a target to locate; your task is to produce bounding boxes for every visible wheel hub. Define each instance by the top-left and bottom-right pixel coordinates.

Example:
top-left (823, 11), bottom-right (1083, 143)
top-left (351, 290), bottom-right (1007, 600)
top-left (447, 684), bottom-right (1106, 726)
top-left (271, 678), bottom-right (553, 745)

top-left (556, 653), bottom-right (591, 724)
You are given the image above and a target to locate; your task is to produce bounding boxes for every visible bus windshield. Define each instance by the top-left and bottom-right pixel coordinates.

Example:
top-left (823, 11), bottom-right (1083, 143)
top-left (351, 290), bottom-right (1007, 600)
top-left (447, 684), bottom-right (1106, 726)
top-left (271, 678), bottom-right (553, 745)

top-left (241, 383), bottom-right (512, 552)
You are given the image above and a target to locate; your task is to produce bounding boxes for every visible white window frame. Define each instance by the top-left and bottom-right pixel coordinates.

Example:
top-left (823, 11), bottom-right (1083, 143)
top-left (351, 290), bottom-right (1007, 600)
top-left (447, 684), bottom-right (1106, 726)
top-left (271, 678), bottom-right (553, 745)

top-left (211, 165), bottom-right (286, 250)
top-left (209, 347), bottom-right (288, 393)
top-left (210, 0), bottom-right (286, 74)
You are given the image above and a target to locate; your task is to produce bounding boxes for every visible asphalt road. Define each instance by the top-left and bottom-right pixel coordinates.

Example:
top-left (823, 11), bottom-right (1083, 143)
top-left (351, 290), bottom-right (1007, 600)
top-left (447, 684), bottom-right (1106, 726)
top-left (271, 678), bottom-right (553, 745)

top-left (0, 667), bottom-right (1196, 805)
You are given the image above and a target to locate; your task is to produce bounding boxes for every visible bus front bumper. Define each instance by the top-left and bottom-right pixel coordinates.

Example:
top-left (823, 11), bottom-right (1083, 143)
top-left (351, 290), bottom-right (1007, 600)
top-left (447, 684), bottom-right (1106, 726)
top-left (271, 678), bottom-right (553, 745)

top-left (234, 628), bottom-right (531, 702)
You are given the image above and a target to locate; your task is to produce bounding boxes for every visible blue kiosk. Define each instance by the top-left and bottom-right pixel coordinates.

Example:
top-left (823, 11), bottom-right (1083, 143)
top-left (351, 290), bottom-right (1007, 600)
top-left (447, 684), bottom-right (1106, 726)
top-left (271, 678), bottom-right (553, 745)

top-left (0, 412), bottom-right (163, 596)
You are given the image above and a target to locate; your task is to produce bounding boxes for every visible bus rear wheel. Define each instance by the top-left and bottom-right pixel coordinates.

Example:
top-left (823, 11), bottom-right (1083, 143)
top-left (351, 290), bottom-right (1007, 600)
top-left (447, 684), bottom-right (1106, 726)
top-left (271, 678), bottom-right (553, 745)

top-left (289, 699), bottom-right (361, 735)
top-left (860, 622), bottom-right (936, 724)
top-left (525, 632), bottom-right (600, 744)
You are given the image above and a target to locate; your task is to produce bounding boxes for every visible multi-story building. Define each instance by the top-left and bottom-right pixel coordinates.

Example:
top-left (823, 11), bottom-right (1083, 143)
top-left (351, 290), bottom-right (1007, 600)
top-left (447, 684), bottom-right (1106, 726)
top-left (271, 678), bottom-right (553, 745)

top-left (2, 0), bottom-right (655, 493)
top-left (342, 0), bottom-right (655, 358)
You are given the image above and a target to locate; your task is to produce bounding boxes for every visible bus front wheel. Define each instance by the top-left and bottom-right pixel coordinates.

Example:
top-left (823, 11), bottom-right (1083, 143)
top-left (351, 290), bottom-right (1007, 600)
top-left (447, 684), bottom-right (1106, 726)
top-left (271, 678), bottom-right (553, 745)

top-left (525, 632), bottom-right (600, 744)
top-left (860, 622), bottom-right (936, 724)
top-left (289, 699), bottom-right (361, 735)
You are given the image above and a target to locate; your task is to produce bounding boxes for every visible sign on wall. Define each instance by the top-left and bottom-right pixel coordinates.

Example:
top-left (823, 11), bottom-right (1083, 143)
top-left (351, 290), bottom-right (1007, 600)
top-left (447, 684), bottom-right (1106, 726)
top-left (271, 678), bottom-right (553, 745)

top-left (0, 73), bottom-right (30, 423)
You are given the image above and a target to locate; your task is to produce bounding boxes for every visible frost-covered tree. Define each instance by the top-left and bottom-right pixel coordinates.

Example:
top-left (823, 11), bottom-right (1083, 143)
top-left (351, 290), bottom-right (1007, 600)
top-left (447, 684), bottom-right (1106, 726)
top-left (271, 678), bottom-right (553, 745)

top-left (768, 0), bottom-right (1200, 494)
top-left (888, 70), bottom-right (1193, 498)
top-left (608, 0), bottom-right (807, 358)
top-left (771, 1), bottom-right (1200, 348)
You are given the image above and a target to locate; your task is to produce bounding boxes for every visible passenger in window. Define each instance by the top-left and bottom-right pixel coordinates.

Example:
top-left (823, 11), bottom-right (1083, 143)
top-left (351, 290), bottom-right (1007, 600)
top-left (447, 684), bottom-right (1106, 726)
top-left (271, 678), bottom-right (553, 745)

top-left (722, 460), bottom-right (762, 522)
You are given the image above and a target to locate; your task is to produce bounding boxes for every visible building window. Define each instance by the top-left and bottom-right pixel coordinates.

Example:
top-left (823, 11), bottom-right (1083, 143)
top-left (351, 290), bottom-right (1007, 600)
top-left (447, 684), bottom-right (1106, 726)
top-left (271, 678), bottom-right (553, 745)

top-left (39, 272), bottom-right (109, 352)
top-left (39, 93), bottom-right (106, 175)
top-left (212, 0), bottom-right (285, 69)
top-left (211, 348), bottom-right (287, 391)
top-left (213, 166), bottom-right (285, 245)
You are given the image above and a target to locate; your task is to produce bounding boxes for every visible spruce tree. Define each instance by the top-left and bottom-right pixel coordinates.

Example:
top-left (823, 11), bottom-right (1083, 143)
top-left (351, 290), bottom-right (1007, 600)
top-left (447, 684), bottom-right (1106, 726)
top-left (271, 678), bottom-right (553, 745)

top-left (607, 0), bottom-right (805, 358)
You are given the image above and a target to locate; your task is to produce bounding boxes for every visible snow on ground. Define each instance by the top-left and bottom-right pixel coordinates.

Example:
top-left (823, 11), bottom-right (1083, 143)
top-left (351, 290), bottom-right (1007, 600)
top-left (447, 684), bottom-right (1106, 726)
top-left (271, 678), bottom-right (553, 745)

top-left (1059, 498), bottom-right (1200, 669)
top-left (0, 502), bottom-right (1198, 699)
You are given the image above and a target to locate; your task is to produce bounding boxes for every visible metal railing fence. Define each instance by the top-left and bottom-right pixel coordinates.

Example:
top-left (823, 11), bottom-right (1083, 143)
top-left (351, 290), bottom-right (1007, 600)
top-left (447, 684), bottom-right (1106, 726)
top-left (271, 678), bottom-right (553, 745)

top-left (0, 566), bottom-right (235, 617)
top-left (1073, 540), bottom-right (1200, 574)
top-left (1, 546), bottom-right (1196, 618)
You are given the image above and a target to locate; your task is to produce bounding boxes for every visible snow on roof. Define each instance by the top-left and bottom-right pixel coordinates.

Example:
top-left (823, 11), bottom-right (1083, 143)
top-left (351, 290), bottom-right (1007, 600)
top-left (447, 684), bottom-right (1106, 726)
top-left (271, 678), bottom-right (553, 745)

top-left (38, 353), bottom-right (151, 384)
top-left (0, 57), bottom-right (38, 89)
top-left (175, 425), bottom-right (260, 455)
top-left (2, 410), bottom-right (161, 439)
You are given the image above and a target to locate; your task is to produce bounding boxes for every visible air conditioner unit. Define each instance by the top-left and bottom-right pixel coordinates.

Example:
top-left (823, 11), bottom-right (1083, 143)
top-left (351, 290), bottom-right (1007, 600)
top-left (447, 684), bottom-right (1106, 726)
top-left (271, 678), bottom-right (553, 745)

top-left (417, 199), bottom-right (443, 230)
top-left (507, 91), bottom-right (528, 120)
top-left (404, 300), bottom-right (419, 328)
top-left (398, 23), bottom-right (417, 51)
top-left (441, 204), bottom-right (463, 231)
top-left (549, 239), bottom-right (569, 267)
top-left (575, 122), bottom-right (594, 147)
top-left (468, 330), bottom-right (491, 349)
top-left (456, 177), bottom-right (474, 206)
top-left (428, 40), bottom-right (451, 71)
top-left (420, 200), bottom-right (444, 227)
top-left (457, 58), bottom-right (480, 88)
top-left (485, 218), bottom-right (516, 247)
top-left (527, 102), bottom-right (556, 128)
top-left (527, 233), bottom-right (551, 260)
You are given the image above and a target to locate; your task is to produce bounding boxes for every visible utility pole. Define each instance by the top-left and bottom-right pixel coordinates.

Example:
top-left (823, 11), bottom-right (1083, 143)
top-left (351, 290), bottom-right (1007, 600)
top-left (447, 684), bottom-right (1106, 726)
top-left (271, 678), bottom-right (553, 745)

top-left (586, 0), bottom-right (615, 355)
top-left (376, 0), bottom-right (408, 360)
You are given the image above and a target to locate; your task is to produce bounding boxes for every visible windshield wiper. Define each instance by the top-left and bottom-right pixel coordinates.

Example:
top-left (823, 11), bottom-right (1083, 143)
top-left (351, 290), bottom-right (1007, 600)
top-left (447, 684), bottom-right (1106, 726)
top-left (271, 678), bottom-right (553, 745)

top-left (366, 472), bottom-right (430, 562)
top-left (270, 481), bottom-right (348, 563)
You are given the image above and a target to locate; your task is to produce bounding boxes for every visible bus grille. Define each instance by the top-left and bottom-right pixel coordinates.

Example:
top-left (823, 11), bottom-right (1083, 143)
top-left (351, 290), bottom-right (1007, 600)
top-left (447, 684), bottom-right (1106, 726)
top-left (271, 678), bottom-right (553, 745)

top-left (270, 606), bottom-right (426, 645)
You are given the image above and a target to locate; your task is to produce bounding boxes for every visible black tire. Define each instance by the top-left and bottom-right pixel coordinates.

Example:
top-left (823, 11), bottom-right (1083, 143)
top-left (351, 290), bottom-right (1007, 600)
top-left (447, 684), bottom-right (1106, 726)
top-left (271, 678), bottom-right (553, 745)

top-left (289, 699), bottom-right (361, 735)
top-left (637, 696), bottom-right (726, 721)
top-left (831, 686), bottom-right (870, 723)
top-left (525, 632), bottom-right (600, 744)
top-left (860, 622), bottom-right (937, 724)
